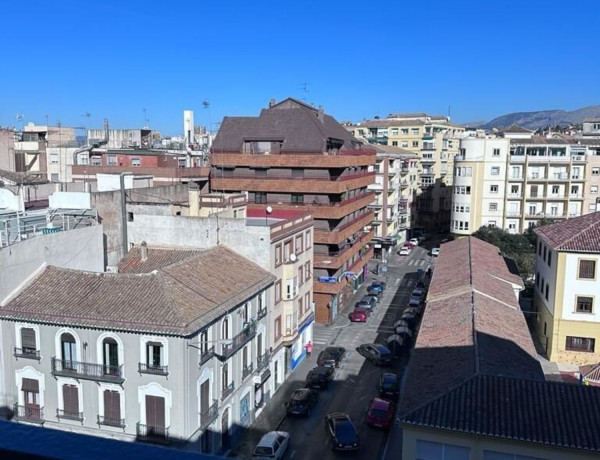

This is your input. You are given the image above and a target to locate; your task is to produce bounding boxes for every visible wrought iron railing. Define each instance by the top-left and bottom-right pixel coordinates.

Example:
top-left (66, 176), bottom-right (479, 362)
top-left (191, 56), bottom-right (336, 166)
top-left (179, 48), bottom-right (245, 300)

top-left (51, 357), bottom-right (124, 383)
top-left (136, 422), bottom-right (169, 443)
top-left (98, 415), bottom-right (126, 428)
top-left (256, 351), bottom-right (270, 372)
top-left (257, 307), bottom-right (268, 320)
top-left (14, 347), bottom-right (40, 360)
top-left (57, 409), bottom-right (84, 421)
top-left (242, 363), bottom-right (254, 381)
top-left (200, 400), bottom-right (219, 429)
top-left (138, 362), bottom-right (169, 376)
top-left (200, 346), bottom-right (215, 365)
top-left (13, 404), bottom-right (44, 423)
top-left (221, 382), bottom-right (235, 401)
top-left (219, 322), bottom-right (256, 360)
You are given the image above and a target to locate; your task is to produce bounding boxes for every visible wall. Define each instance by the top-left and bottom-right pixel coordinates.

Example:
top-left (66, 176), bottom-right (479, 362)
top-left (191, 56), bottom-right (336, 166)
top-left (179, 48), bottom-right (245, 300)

top-left (0, 224), bottom-right (104, 304)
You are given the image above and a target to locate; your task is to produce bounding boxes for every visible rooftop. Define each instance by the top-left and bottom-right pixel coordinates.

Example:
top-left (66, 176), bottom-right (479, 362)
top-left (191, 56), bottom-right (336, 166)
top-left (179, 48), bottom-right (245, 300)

top-left (401, 374), bottom-right (600, 453)
top-left (1, 246), bottom-right (275, 336)
top-left (534, 212), bottom-right (600, 253)
top-left (503, 124), bottom-right (533, 133)
top-left (399, 236), bottom-right (542, 417)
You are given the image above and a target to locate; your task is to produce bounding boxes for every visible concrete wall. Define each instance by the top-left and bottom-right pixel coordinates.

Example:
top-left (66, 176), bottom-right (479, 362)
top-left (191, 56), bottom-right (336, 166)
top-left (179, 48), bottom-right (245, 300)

top-left (0, 224), bottom-right (104, 304)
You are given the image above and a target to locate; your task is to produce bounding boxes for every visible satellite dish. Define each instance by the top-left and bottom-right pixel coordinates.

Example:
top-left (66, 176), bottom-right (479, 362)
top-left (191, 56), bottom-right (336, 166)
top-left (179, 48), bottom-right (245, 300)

top-left (290, 253), bottom-right (297, 262)
top-left (266, 206), bottom-right (273, 214)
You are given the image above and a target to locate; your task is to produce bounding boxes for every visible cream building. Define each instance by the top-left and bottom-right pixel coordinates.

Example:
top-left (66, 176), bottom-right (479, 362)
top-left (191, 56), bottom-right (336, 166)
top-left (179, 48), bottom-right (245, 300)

top-left (352, 113), bottom-right (466, 232)
top-left (534, 213), bottom-right (600, 365)
top-left (451, 136), bottom-right (600, 235)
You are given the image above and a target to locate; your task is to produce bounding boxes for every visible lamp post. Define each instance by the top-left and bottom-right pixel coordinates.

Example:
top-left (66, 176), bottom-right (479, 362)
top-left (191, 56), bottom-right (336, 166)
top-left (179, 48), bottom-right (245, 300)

top-left (265, 205), bottom-right (272, 226)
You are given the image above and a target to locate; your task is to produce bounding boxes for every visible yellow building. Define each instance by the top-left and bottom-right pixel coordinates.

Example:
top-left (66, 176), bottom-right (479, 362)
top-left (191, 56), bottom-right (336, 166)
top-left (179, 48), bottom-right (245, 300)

top-left (352, 113), bottom-right (465, 232)
top-left (534, 212), bottom-right (600, 365)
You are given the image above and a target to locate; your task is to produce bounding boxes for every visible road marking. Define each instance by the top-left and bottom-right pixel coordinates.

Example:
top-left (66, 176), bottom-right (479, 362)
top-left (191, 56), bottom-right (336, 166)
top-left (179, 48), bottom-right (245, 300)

top-left (313, 341), bottom-right (328, 345)
top-left (394, 279), bottom-right (400, 286)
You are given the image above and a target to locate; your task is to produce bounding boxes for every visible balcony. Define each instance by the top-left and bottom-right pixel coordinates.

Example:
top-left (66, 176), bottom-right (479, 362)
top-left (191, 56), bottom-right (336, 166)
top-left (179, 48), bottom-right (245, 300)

top-left (242, 363), bottom-right (254, 381)
top-left (72, 165), bottom-right (209, 181)
top-left (221, 382), bottom-right (235, 401)
top-left (257, 307), bottom-right (268, 320)
top-left (138, 363), bottom-right (169, 376)
top-left (57, 409), bottom-right (84, 422)
top-left (98, 415), bottom-right (126, 428)
top-left (314, 210), bottom-right (374, 245)
top-left (314, 229), bottom-right (373, 269)
top-left (420, 170), bottom-right (435, 176)
top-left (219, 322), bottom-right (257, 360)
top-left (13, 404), bottom-right (44, 424)
top-left (257, 351), bottom-right (270, 372)
top-left (572, 155), bottom-right (586, 162)
top-left (400, 181), bottom-right (409, 189)
top-left (421, 153), bottom-right (435, 163)
top-left (508, 175), bottom-right (523, 181)
top-left (506, 211), bottom-right (521, 217)
top-left (200, 400), bottom-right (219, 429)
top-left (51, 358), bottom-right (124, 384)
top-left (136, 422), bottom-right (169, 444)
top-left (507, 193), bottom-right (522, 199)
top-left (14, 347), bottom-right (40, 360)
top-left (200, 346), bottom-right (215, 365)
top-left (548, 172), bottom-right (569, 181)
top-left (211, 152), bottom-right (376, 168)
top-left (527, 174), bottom-right (546, 181)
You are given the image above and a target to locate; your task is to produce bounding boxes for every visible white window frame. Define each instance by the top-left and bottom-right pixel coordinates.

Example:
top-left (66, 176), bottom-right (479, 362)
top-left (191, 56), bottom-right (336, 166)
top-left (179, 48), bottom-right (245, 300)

top-left (138, 382), bottom-right (172, 427)
top-left (56, 377), bottom-right (84, 419)
top-left (15, 366), bottom-right (45, 407)
top-left (139, 336), bottom-right (169, 369)
top-left (98, 382), bottom-right (126, 426)
top-left (15, 323), bottom-right (41, 357)
top-left (96, 332), bottom-right (125, 370)
top-left (491, 166), bottom-right (500, 175)
top-left (54, 327), bottom-right (82, 363)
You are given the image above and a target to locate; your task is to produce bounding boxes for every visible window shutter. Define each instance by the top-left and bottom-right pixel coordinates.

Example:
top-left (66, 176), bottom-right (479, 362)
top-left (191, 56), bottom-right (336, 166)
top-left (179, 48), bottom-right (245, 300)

top-left (104, 390), bottom-right (121, 420)
top-left (22, 378), bottom-right (39, 393)
top-left (63, 385), bottom-right (79, 414)
top-left (21, 328), bottom-right (36, 350)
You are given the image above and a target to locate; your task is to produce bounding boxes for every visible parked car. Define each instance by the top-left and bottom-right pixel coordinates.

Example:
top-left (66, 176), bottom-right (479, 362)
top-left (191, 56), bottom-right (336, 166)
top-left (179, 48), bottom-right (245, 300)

top-left (253, 431), bottom-right (290, 460)
top-left (431, 247), bottom-right (440, 256)
top-left (356, 344), bottom-right (393, 366)
top-left (409, 238), bottom-right (419, 246)
top-left (325, 413), bottom-right (360, 451)
top-left (366, 290), bottom-right (381, 303)
top-left (356, 298), bottom-right (375, 311)
top-left (415, 280), bottom-right (426, 289)
top-left (398, 247), bottom-right (411, 256)
top-left (408, 298), bottom-right (422, 309)
top-left (411, 288), bottom-right (425, 301)
top-left (401, 312), bottom-right (417, 328)
top-left (366, 398), bottom-right (394, 429)
top-left (378, 372), bottom-right (400, 400)
top-left (369, 281), bottom-right (387, 293)
top-left (349, 307), bottom-right (369, 322)
top-left (285, 388), bottom-right (318, 416)
top-left (305, 366), bottom-right (335, 390)
top-left (360, 295), bottom-right (377, 308)
top-left (403, 242), bottom-right (416, 249)
top-left (404, 306), bottom-right (421, 316)
top-left (317, 346), bottom-right (346, 367)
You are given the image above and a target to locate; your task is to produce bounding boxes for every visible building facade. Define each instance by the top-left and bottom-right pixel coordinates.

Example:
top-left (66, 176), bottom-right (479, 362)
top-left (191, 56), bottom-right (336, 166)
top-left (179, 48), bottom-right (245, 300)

top-left (534, 213), bottom-right (600, 365)
top-left (210, 98), bottom-right (376, 325)
top-left (0, 246), bottom-right (274, 456)
top-left (451, 136), bottom-right (600, 235)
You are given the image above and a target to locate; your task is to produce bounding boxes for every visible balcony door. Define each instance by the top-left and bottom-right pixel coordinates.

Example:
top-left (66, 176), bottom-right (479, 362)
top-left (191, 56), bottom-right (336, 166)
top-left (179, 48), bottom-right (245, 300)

top-left (62, 384), bottom-right (80, 418)
top-left (22, 378), bottom-right (40, 419)
top-left (104, 389), bottom-right (121, 426)
top-left (103, 338), bottom-right (119, 376)
top-left (60, 333), bottom-right (77, 369)
top-left (145, 395), bottom-right (165, 433)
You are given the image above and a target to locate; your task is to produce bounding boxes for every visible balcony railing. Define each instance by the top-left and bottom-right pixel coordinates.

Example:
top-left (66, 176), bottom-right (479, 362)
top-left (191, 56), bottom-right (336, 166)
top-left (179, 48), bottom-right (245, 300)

top-left (200, 400), bottom-right (219, 429)
top-left (13, 404), bottom-right (44, 424)
top-left (136, 422), bottom-right (169, 444)
top-left (98, 415), bottom-right (126, 428)
top-left (51, 357), bottom-right (124, 384)
top-left (138, 363), bottom-right (169, 376)
top-left (256, 351), bottom-right (270, 372)
top-left (14, 347), bottom-right (40, 360)
top-left (221, 382), bottom-right (235, 401)
top-left (242, 363), bottom-right (254, 381)
top-left (200, 346), bottom-right (215, 365)
top-left (219, 322), bottom-right (256, 360)
top-left (257, 307), bottom-right (268, 320)
top-left (57, 409), bottom-right (84, 422)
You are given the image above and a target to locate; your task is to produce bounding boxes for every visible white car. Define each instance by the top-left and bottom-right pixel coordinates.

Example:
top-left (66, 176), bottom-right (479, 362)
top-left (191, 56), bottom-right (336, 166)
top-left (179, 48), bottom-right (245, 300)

top-left (253, 431), bottom-right (290, 460)
top-left (431, 247), bottom-right (440, 256)
top-left (409, 238), bottom-right (419, 246)
top-left (398, 247), bottom-right (411, 256)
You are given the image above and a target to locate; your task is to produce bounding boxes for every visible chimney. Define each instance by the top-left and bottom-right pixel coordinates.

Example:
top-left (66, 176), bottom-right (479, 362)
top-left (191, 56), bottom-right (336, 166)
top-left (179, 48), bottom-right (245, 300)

top-left (269, 98), bottom-right (276, 108)
top-left (317, 105), bottom-right (325, 123)
top-left (140, 241), bottom-right (148, 262)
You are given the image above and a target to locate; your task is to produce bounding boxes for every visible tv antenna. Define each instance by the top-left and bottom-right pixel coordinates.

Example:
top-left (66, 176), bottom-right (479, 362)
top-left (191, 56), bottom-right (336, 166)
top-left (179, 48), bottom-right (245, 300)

top-left (143, 108), bottom-right (149, 128)
top-left (202, 99), bottom-right (213, 134)
top-left (300, 82), bottom-right (310, 101)
top-left (15, 114), bottom-right (24, 131)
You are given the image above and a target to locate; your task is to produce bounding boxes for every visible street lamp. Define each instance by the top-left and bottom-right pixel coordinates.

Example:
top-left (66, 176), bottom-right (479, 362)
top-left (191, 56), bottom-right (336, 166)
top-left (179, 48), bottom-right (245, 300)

top-left (265, 205), bottom-right (272, 226)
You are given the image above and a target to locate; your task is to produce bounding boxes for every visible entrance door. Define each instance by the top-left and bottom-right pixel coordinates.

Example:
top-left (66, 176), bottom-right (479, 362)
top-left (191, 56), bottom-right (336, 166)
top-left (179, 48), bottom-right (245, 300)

top-left (145, 395), bottom-right (165, 435)
top-left (22, 378), bottom-right (40, 419)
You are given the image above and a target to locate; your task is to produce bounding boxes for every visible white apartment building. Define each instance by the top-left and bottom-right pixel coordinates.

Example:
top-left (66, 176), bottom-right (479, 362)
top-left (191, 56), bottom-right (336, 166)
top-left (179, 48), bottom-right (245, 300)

top-left (451, 136), bottom-right (600, 235)
top-left (0, 246), bottom-right (274, 456)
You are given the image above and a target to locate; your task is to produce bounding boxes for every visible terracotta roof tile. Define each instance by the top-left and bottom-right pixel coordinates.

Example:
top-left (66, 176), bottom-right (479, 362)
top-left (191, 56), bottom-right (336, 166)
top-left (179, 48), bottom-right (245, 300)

top-left (534, 212), bottom-right (600, 252)
top-left (0, 246), bottom-right (275, 336)
top-left (118, 247), bottom-right (203, 273)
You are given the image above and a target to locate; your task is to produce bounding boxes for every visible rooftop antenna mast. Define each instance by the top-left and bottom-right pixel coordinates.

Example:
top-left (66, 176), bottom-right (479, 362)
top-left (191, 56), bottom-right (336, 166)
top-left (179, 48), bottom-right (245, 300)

top-left (143, 108), bottom-right (149, 129)
top-left (202, 100), bottom-right (213, 134)
top-left (300, 82), bottom-right (310, 102)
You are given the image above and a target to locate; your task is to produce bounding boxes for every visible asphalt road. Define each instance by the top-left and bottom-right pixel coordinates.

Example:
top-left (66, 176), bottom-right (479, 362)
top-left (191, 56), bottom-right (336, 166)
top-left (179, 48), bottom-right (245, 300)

top-left (279, 245), bottom-right (433, 460)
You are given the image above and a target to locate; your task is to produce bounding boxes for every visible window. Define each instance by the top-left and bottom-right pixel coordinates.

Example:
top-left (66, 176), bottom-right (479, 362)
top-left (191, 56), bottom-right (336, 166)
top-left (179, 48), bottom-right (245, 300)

top-left (20, 328), bottom-right (37, 357)
top-left (21, 378), bottom-right (40, 419)
top-left (285, 277), bottom-right (298, 300)
top-left (275, 244), bottom-right (282, 266)
top-left (489, 203), bottom-right (498, 211)
top-left (390, 128), bottom-right (398, 135)
top-left (295, 234), bottom-right (303, 254)
top-left (305, 230), bottom-right (312, 249)
top-left (545, 284), bottom-right (549, 300)
top-left (547, 251), bottom-right (551, 267)
top-left (392, 141), bottom-right (398, 146)
top-left (411, 128), bottom-right (419, 135)
top-left (305, 261), bottom-right (311, 280)
top-left (274, 317), bottom-right (282, 340)
top-left (490, 185), bottom-right (498, 193)
top-left (543, 246), bottom-right (546, 261)
top-left (291, 194), bottom-right (303, 204)
top-left (107, 155), bottom-right (117, 165)
top-left (102, 338), bottom-right (119, 376)
top-left (305, 292), bottom-right (311, 314)
top-left (412, 141), bottom-right (419, 148)
top-left (492, 148), bottom-right (501, 156)
top-left (91, 156), bottom-right (102, 166)
top-left (200, 330), bottom-right (209, 354)
top-left (566, 336), bottom-right (595, 352)
top-left (60, 333), bottom-right (77, 369)
top-left (488, 220), bottom-right (496, 227)
top-left (61, 384), bottom-right (81, 419)
top-left (275, 280), bottom-right (282, 303)
top-left (401, 142), bottom-right (408, 148)
top-left (571, 185), bottom-right (579, 195)
top-left (146, 342), bottom-right (164, 369)
top-left (510, 185), bottom-right (519, 194)
top-left (579, 260), bottom-right (596, 279)
top-left (536, 272), bottom-right (540, 287)
top-left (50, 153), bottom-right (59, 164)
top-left (102, 390), bottom-right (122, 427)
top-left (222, 362), bottom-right (229, 389)
top-left (284, 240), bottom-right (293, 262)
top-left (416, 440), bottom-right (470, 460)
top-left (255, 192), bottom-right (267, 204)
top-left (51, 173), bottom-right (59, 182)
top-left (538, 241), bottom-right (542, 255)
top-left (401, 128), bottom-right (409, 135)
top-left (592, 167), bottom-right (600, 175)
top-left (131, 158), bottom-right (141, 167)
top-left (591, 185), bottom-right (598, 194)
top-left (298, 266), bottom-right (304, 286)
top-left (491, 166), bottom-right (500, 175)
top-left (298, 297), bottom-right (303, 316)
top-left (483, 451), bottom-right (545, 460)
top-left (576, 296), bottom-right (593, 313)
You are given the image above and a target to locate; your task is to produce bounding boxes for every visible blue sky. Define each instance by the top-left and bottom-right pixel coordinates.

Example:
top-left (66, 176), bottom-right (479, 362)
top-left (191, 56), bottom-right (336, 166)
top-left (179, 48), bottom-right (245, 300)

top-left (1, 0), bottom-right (598, 135)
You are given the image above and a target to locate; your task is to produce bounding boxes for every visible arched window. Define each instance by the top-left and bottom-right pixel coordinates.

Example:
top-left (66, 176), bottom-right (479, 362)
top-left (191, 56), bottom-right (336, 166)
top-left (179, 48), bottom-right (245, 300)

top-left (222, 317), bottom-right (229, 340)
top-left (102, 338), bottom-right (119, 376)
top-left (60, 333), bottom-right (76, 369)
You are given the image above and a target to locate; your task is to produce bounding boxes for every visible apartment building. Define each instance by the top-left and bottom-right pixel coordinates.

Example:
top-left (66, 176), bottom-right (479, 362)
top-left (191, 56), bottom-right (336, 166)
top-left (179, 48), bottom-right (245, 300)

top-left (0, 246), bottom-right (274, 456)
top-left (210, 97), bottom-right (376, 325)
top-left (534, 213), bottom-right (600, 365)
top-left (451, 136), bottom-right (600, 235)
top-left (367, 145), bottom-right (419, 257)
top-left (124, 192), bottom-right (315, 388)
top-left (352, 113), bottom-right (466, 233)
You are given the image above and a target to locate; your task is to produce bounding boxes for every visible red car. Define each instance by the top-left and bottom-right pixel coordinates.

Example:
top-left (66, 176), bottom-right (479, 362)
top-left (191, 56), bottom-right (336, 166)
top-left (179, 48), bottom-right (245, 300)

top-left (348, 307), bottom-right (369, 322)
top-left (366, 397), bottom-right (394, 429)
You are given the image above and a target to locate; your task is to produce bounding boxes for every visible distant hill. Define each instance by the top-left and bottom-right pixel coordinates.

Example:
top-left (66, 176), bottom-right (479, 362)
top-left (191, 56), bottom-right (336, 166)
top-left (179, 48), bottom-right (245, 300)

top-left (471, 105), bottom-right (600, 131)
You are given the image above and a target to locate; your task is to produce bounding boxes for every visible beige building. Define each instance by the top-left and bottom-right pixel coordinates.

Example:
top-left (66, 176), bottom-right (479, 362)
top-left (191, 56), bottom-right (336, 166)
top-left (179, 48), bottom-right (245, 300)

top-left (352, 113), bottom-right (466, 232)
top-left (451, 136), bottom-right (600, 236)
top-left (534, 213), bottom-right (600, 365)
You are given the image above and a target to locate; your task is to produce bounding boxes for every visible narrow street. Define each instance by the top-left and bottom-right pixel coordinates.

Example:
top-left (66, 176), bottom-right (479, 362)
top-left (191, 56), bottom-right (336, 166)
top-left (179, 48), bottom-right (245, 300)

top-left (232, 244), bottom-right (434, 460)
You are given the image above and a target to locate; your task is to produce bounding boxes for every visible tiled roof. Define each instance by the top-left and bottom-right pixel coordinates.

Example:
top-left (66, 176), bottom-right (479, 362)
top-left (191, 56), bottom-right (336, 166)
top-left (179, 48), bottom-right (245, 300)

top-left (211, 98), bottom-right (371, 153)
top-left (580, 363), bottom-right (600, 383)
top-left (0, 246), bottom-right (275, 336)
top-left (401, 374), bottom-right (600, 453)
top-left (503, 124), bottom-right (533, 133)
top-left (399, 237), bottom-right (542, 416)
top-left (534, 212), bottom-right (600, 253)
top-left (118, 247), bottom-right (203, 273)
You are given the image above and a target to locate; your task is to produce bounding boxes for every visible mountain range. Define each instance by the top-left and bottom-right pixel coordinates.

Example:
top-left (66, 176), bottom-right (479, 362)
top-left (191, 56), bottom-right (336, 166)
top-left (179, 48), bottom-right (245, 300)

top-left (466, 105), bottom-right (600, 131)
